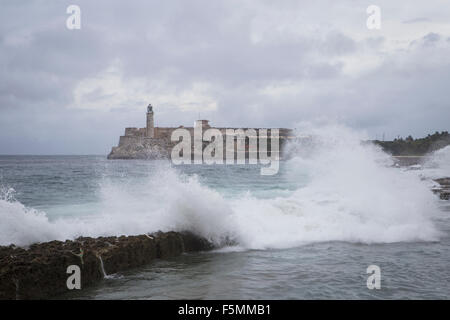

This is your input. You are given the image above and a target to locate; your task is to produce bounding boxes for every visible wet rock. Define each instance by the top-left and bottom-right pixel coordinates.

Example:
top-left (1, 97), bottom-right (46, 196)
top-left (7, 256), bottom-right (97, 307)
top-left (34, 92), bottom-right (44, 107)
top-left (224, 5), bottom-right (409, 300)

top-left (180, 232), bottom-right (215, 252)
top-left (0, 231), bottom-right (212, 300)
top-left (433, 177), bottom-right (450, 200)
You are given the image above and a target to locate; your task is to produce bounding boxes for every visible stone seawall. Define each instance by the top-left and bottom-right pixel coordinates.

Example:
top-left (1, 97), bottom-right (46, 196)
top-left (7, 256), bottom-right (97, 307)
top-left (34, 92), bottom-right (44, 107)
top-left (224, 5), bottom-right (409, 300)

top-left (0, 232), bottom-right (213, 300)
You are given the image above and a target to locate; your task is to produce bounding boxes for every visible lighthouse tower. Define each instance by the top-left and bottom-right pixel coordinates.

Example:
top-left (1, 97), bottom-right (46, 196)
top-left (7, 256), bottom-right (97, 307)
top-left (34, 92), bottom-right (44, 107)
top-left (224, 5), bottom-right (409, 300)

top-left (146, 104), bottom-right (154, 138)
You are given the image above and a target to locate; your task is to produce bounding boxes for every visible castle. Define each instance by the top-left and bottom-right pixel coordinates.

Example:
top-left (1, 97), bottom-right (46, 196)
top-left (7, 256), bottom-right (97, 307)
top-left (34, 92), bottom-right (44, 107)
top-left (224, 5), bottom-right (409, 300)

top-left (107, 104), bottom-right (294, 160)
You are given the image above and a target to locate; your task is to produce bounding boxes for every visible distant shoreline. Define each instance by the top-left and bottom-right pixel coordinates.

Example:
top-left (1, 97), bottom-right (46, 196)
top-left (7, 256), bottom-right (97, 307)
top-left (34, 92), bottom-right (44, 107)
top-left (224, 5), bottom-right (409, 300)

top-left (373, 131), bottom-right (450, 156)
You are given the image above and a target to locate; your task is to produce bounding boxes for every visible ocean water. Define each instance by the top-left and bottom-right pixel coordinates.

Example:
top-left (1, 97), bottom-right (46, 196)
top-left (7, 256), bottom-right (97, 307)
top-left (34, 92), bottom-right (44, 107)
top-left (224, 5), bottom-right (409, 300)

top-left (1, 126), bottom-right (449, 299)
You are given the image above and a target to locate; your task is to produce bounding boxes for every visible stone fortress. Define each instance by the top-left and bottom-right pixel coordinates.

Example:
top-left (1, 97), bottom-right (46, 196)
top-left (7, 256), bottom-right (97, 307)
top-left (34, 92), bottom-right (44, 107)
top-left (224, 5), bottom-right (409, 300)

top-left (107, 104), bottom-right (294, 160)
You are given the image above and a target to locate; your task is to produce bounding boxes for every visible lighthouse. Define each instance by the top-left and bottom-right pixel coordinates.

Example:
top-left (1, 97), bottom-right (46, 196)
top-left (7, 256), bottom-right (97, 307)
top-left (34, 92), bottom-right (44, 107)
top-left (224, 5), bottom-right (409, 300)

top-left (146, 104), bottom-right (154, 138)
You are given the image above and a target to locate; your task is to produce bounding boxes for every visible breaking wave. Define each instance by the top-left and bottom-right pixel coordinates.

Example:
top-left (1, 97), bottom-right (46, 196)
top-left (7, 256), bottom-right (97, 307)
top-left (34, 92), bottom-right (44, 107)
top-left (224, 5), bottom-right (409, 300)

top-left (422, 145), bottom-right (450, 179)
top-left (0, 125), bottom-right (443, 248)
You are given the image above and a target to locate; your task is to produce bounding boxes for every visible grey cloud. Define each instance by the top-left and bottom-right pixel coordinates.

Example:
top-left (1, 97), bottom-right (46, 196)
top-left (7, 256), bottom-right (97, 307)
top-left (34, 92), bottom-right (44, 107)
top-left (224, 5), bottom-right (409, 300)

top-left (0, 0), bottom-right (449, 154)
top-left (402, 17), bottom-right (431, 24)
top-left (423, 32), bottom-right (441, 45)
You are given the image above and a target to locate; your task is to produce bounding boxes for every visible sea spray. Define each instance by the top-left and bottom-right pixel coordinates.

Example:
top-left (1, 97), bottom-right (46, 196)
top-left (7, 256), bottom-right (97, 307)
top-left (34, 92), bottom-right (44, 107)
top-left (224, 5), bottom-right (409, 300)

top-left (0, 187), bottom-right (62, 246)
top-left (422, 145), bottom-right (450, 179)
top-left (0, 125), bottom-right (443, 248)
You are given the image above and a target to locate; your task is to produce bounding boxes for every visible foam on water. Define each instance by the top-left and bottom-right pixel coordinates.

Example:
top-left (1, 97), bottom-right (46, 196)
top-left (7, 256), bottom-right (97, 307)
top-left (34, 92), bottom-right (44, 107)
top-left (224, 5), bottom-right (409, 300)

top-left (0, 125), bottom-right (444, 248)
top-left (421, 145), bottom-right (450, 179)
top-left (229, 124), bottom-right (441, 249)
top-left (0, 187), bottom-right (62, 246)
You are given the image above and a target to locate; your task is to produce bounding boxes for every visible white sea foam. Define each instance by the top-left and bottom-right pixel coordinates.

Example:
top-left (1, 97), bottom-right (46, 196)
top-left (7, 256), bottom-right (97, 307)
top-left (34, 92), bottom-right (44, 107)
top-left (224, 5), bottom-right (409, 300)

top-left (0, 187), bottom-right (62, 246)
top-left (229, 124), bottom-right (441, 249)
top-left (0, 125), bottom-right (444, 248)
top-left (421, 145), bottom-right (450, 179)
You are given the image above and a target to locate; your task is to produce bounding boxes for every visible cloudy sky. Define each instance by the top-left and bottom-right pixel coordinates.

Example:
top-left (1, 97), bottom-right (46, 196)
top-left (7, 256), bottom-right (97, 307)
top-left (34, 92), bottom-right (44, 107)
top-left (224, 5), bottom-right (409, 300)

top-left (1, 0), bottom-right (449, 154)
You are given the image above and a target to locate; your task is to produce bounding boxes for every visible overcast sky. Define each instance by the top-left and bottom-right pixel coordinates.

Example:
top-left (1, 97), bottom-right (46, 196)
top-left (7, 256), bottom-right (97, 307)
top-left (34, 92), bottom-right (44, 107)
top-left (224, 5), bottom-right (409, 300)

top-left (1, 0), bottom-right (449, 154)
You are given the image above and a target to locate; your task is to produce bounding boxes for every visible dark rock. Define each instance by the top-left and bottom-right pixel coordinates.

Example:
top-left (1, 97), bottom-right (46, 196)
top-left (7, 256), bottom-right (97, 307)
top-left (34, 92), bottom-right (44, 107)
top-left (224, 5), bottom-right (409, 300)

top-left (0, 231), bottom-right (213, 300)
top-left (432, 178), bottom-right (450, 201)
top-left (435, 178), bottom-right (450, 187)
top-left (181, 232), bottom-right (215, 252)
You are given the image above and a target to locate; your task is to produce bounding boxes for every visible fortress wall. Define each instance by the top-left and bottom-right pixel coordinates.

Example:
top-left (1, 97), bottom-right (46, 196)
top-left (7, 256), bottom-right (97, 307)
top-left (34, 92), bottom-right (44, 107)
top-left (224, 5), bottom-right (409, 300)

top-left (154, 127), bottom-right (173, 139)
top-left (149, 127), bottom-right (293, 140)
top-left (210, 128), bottom-right (293, 139)
top-left (124, 127), bottom-right (146, 137)
top-left (118, 135), bottom-right (144, 147)
top-left (125, 128), bottom-right (139, 136)
top-left (154, 127), bottom-right (196, 139)
top-left (122, 128), bottom-right (291, 145)
top-left (109, 118), bottom-right (294, 160)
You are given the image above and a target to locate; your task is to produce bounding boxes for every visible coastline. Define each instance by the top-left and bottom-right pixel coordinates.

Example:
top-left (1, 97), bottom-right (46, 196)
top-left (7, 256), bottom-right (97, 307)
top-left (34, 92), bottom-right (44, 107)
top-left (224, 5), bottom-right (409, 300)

top-left (0, 231), bottom-right (213, 300)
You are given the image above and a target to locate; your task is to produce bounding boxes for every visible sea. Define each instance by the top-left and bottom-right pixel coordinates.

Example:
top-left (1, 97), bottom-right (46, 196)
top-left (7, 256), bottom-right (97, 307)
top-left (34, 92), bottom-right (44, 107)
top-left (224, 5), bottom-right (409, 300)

top-left (1, 126), bottom-right (449, 299)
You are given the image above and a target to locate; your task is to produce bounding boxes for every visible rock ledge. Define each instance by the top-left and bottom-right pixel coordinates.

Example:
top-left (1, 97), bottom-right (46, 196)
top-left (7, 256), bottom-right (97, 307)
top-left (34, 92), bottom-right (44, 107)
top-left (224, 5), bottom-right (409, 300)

top-left (0, 231), bottom-right (213, 300)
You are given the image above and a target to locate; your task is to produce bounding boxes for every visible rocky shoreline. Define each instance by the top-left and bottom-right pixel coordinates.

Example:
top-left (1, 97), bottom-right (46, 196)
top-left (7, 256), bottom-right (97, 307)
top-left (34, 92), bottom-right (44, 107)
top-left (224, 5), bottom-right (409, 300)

top-left (433, 178), bottom-right (450, 200)
top-left (0, 231), bottom-right (213, 300)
